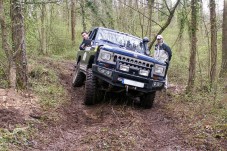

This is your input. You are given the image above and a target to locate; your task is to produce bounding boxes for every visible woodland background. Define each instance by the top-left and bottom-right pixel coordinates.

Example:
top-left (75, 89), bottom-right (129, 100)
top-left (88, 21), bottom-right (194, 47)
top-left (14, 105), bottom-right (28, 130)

top-left (0, 0), bottom-right (227, 150)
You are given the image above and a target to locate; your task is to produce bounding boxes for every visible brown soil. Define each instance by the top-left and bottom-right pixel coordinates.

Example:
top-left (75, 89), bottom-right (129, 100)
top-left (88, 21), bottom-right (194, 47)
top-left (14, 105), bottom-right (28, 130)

top-left (28, 60), bottom-right (196, 151)
top-left (0, 88), bottom-right (40, 130)
top-left (1, 59), bottom-right (225, 150)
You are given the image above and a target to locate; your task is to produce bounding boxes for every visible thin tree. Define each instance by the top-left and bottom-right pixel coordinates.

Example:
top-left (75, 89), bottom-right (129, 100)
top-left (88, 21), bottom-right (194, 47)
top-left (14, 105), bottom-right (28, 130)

top-left (40, 3), bottom-right (47, 54)
top-left (220, 0), bottom-right (227, 80)
top-left (80, 0), bottom-right (86, 31)
top-left (0, 0), bottom-right (16, 88)
top-left (71, 0), bottom-right (76, 46)
top-left (209, 0), bottom-right (217, 88)
top-left (11, 0), bottom-right (28, 89)
top-left (147, 0), bottom-right (155, 40)
top-left (186, 0), bottom-right (199, 92)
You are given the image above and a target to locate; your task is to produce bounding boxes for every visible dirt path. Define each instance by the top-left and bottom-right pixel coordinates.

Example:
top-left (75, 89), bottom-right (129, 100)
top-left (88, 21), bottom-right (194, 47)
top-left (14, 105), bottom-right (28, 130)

top-left (27, 60), bottom-right (198, 151)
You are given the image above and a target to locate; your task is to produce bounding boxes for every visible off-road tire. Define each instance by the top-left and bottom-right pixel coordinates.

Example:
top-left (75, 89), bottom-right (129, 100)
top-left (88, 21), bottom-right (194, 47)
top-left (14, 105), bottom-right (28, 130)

top-left (72, 62), bottom-right (85, 87)
top-left (84, 69), bottom-right (97, 105)
top-left (140, 92), bottom-right (156, 109)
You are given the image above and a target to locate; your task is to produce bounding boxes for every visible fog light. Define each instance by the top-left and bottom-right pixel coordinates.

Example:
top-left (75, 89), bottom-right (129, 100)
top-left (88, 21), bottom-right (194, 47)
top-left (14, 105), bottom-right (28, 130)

top-left (139, 69), bottom-right (149, 76)
top-left (98, 67), bottom-right (112, 78)
top-left (153, 82), bottom-right (163, 87)
top-left (119, 65), bottom-right (129, 72)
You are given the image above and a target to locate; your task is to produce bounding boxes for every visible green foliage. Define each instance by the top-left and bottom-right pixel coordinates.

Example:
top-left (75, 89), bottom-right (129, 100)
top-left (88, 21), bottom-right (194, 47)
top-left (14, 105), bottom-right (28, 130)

top-left (0, 49), bottom-right (8, 88)
top-left (0, 125), bottom-right (34, 151)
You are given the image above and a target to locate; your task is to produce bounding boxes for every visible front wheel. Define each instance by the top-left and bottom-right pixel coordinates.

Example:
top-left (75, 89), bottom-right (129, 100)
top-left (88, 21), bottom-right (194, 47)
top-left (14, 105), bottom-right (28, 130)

top-left (140, 92), bottom-right (156, 109)
top-left (72, 62), bottom-right (85, 87)
top-left (84, 69), bottom-right (97, 105)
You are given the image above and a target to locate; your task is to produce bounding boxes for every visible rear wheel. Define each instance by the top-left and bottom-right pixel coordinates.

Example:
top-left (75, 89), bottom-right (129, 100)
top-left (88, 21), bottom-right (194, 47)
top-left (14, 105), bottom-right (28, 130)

top-left (140, 92), bottom-right (156, 109)
top-left (84, 69), bottom-right (100, 105)
top-left (72, 62), bottom-right (85, 87)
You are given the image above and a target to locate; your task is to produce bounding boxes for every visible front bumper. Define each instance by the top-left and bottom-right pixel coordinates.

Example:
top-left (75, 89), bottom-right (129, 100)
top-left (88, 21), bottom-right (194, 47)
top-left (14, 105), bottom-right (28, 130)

top-left (92, 65), bottom-right (164, 93)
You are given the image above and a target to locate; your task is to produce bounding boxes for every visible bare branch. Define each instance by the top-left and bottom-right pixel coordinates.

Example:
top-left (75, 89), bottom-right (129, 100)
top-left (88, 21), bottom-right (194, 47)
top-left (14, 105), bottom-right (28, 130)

top-left (148, 0), bottom-right (181, 50)
top-left (117, 0), bottom-right (163, 29)
top-left (163, 0), bottom-right (171, 13)
top-left (22, 0), bottom-right (62, 5)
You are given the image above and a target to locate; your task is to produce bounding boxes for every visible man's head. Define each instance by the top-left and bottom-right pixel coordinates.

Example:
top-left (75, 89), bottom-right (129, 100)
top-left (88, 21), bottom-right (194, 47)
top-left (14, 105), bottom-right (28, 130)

top-left (81, 31), bottom-right (89, 40)
top-left (156, 35), bottom-right (163, 44)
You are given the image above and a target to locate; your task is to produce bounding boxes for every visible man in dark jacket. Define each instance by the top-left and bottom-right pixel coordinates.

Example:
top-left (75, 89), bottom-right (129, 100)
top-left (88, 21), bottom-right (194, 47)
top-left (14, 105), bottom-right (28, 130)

top-left (154, 35), bottom-right (172, 89)
top-left (154, 35), bottom-right (172, 63)
top-left (79, 31), bottom-right (91, 50)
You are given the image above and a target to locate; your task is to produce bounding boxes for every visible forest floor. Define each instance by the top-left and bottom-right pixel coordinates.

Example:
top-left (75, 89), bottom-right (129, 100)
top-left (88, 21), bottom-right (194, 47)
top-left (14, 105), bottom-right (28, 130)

top-left (0, 58), bottom-right (226, 151)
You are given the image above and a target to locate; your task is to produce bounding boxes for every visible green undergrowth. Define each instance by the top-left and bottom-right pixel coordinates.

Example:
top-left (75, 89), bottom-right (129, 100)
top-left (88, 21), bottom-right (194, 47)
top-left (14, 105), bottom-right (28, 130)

top-left (29, 59), bottom-right (67, 110)
top-left (0, 124), bottom-right (35, 151)
top-left (167, 86), bottom-right (227, 149)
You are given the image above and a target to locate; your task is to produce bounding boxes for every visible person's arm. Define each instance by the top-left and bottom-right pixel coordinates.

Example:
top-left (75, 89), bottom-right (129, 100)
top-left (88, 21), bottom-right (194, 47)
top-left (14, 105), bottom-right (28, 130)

top-left (79, 41), bottom-right (85, 50)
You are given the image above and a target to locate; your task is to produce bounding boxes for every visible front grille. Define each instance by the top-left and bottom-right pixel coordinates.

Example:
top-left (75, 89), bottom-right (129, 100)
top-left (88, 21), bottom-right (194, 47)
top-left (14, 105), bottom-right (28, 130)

top-left (114, 54), bottom-right (153, 75)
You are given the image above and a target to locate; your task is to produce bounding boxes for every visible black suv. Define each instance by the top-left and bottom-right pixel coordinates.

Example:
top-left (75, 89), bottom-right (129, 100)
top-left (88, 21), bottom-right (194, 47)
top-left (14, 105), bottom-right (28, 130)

top-left (72, 27), bottom-right (168, 108)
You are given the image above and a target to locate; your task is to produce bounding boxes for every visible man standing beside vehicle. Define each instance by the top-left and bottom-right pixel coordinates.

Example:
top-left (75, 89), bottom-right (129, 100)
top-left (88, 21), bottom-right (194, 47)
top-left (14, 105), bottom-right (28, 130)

top-left (154, 35), bottom-right (172, 89)
top-left (79, 31), bottom-right (91, 50)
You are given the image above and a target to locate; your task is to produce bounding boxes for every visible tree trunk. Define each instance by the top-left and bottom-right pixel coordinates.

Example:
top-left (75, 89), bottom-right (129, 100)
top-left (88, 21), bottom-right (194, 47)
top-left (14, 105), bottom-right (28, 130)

top-left (186, 0), bottom-right (198, 92)
top-left (71, 0), bottom-right (76, 46)
top-left (66, 0), bottom-right (70, 31)
top-left (11, 0), bottom-right (28, 89)
top-left (0, 0), bottom-right (16, 88)
top-left (220, 0), bottom-right (227, 79)
top-left (80, 0), bottom-right (86, 31)
top-left (40, 3), bottom-right (46, 54)
top-left (147, 0), bottom-right (155, 40)
top-left (209, 0), bottom-right (217, 88)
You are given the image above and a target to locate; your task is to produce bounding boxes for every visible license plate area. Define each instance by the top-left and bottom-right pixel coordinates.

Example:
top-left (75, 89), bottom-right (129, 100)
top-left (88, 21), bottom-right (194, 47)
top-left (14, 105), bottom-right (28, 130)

top-left (122, 79), bottom-right (144, 88)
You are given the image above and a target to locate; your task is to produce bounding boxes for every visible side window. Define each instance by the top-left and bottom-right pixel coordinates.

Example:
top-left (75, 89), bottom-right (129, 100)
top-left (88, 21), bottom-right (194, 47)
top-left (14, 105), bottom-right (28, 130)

top-left (89, 29), bottom-right (98, 40)
top-left (88, 31), bottom-right (92, 37)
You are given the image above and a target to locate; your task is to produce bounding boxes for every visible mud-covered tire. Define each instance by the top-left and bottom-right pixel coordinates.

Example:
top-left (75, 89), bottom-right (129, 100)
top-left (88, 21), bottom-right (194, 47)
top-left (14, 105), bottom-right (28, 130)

top-left (72, 62), bottom-right (85, 87)
top-left (140, 92), bottom-right (156, 109)
top-left (84, 69), bottom-right (97, 105)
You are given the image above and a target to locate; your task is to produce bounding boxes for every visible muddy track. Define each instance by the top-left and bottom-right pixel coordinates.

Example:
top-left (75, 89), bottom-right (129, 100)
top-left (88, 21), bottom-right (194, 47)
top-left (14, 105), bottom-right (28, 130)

top-left (32, 60), bottom-right (196, 151)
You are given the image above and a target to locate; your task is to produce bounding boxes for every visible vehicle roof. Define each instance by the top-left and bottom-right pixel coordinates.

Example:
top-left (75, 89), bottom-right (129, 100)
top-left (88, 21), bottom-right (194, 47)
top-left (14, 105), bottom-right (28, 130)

top-left (91, 27), bottom-right (142, 40)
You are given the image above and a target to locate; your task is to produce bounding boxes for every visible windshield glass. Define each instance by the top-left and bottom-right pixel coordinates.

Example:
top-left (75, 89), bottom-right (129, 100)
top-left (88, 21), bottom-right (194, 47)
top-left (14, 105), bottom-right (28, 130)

top-left (96, 28), bottom-right (144, 54)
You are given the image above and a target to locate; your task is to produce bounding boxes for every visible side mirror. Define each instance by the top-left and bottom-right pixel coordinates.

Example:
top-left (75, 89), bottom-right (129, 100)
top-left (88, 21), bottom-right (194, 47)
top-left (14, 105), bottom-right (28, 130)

top-left (143, 37), bottom-right (150, 56)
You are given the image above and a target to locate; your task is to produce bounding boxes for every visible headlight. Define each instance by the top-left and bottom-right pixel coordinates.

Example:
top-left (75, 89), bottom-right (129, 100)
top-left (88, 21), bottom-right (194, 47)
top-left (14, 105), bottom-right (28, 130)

top-left (139, 69), bottom-right (149, 76)
top-left (100, 52), bottom-right (111, 61)
top-left (153, 64), bottom-right (166, 76)
top-left (119, 65), bottom-right (129, 72)
top-left (153, 81), bottom-right (164, 87)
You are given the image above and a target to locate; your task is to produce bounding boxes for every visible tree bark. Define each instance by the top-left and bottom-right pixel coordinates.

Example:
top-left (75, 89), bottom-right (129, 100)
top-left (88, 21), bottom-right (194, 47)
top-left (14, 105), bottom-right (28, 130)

top-left (209, 0), bottom-right (217, 88)
top-left (80, 0), bottom-right (86, 31)
top-left (0, 0), bottom-right (16, 88)
top-left (11, 0), bottom-right (28, 89)
top-left (147, 0), bottom-right (155, 40)
top-left (186, 0), bottom-right (198, 92)
top-left (220, 0), bottom-right (227, 79)
top-left (71, 0), bottom-right (76, 46)
top-left (40, 3), bottom-right (47, 54)
top-left (0, 0), bottom-right (11, 62)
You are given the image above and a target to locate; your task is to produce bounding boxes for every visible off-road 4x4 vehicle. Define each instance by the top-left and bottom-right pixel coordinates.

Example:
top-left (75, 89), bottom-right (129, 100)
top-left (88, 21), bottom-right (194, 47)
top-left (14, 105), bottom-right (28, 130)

top-left (72, 27), bottom-right (169, 108)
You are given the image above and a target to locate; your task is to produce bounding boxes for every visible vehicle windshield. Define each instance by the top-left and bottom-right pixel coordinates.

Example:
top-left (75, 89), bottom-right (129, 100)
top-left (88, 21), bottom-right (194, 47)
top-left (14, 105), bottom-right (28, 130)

top-left (96, 28), bottom-right (145, 54)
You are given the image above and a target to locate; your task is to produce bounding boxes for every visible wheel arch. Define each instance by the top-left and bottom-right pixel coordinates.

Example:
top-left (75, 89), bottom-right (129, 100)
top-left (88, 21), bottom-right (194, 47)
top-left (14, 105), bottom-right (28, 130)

top-left (77, 56), bottom-right (82, 64)
top-left (88, 55), bottom-right (95, 69)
